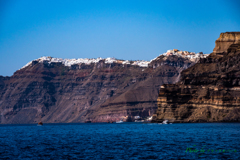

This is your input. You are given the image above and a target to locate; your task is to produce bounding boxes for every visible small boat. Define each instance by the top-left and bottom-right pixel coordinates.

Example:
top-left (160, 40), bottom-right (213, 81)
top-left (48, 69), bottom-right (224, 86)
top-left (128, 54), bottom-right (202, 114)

top-left (162, 120), bottom-right (169, 124)
top-left (38, 121), bottom-right (43, 126)
top-left (116, 120), bottom-right (123, 123)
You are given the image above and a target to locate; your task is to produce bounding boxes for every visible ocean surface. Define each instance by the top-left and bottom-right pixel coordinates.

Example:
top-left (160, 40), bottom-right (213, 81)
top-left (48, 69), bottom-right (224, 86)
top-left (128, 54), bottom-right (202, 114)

top-left (0, 123), bottom-right (239, 160)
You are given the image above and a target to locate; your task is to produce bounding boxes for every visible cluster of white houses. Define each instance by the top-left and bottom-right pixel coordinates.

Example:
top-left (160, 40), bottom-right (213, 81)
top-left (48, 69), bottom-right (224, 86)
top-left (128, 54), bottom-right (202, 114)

top-left (20, 49), bottom-right (209, 71)
top-left (163, 49), bottom-right (209, 62)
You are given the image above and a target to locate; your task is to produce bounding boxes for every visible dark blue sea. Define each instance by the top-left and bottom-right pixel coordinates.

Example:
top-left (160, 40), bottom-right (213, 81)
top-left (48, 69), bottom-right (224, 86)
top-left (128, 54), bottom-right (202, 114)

top-left (0, 123), bottom-right (239, 160)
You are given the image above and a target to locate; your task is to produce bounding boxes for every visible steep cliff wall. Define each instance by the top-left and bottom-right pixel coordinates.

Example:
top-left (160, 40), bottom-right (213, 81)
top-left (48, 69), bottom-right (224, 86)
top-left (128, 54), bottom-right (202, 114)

top-left (154, 32), bottom-right (240, 123)
top-left (0, 53), bottom-right (197, 124)
top-left (213, 32), bottom-right (240, 54)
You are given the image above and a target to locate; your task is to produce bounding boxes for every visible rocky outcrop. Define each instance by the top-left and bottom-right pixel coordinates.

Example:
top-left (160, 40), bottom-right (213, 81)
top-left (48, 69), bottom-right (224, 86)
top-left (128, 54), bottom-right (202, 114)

top-left (154, 32), bottom-right (240, 123)
top-left (213, 32), bottom-right (240, 53)
top-left (0, 51), bottom-right (198, 124)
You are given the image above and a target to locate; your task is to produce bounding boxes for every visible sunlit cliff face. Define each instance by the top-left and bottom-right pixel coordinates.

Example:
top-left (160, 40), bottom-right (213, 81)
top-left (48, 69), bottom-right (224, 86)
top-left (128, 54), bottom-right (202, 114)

top-left (154, 32), bottom-right (240, 123)
top-left (213, 32), bottom-right (240, 53)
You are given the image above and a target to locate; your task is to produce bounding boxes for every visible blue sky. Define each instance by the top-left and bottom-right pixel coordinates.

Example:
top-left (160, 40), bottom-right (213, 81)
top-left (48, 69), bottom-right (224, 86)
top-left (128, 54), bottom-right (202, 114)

top-left (0, 0), bottom-right (240, 76)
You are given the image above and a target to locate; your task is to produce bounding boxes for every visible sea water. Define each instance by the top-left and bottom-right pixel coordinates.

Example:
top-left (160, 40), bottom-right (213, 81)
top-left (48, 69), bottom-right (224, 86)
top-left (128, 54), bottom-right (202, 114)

top-left (0, 123), bottom-right (239, 159)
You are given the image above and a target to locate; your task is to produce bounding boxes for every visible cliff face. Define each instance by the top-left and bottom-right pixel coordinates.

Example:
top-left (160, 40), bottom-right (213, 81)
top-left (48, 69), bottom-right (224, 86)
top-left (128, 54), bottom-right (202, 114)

top-left (154, 32), bottom-right (240, 123)
top-left (0, 53), bottom-right (196, 124)
top-left (213, 32), bottom-right (240, 53)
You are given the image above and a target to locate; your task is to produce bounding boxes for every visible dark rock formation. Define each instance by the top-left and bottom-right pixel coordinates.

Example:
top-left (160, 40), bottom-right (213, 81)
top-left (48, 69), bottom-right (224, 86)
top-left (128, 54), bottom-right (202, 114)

top-left (154, 32), bottom-right (240, 123)
top-left (0, 54), bottom-right (195, 124)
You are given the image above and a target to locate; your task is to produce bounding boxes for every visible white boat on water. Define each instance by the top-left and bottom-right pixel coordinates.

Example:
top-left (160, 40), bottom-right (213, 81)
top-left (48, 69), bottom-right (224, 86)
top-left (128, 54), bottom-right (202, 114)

top-left (162, 120), bottom-right (169, 124)
top-left (116, 120), bottom-right (123, 123)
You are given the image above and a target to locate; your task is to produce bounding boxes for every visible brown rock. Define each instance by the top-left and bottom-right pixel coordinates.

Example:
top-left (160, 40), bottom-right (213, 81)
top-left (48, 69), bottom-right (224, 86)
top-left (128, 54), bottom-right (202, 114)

top-left (154, 32), bottom-right (240, 123)
top-left (0, 55), bottom-right (194, 124)
top-left (213, 32), bottom-right (240, 53)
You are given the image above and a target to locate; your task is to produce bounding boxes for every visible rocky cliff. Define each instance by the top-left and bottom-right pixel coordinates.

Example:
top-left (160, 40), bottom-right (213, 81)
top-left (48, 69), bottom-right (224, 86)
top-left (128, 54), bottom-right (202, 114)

top-left (213, 32), bottom-right (240, 53)
top-left (154, 32), bottom-right (240, 123)
top-left (0, 50), bottom-right (205, 124)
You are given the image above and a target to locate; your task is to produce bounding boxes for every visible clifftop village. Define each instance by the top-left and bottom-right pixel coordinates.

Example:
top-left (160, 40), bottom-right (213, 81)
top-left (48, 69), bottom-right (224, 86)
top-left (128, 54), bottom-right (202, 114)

top-left (163, 49), bottom-right (209, 61)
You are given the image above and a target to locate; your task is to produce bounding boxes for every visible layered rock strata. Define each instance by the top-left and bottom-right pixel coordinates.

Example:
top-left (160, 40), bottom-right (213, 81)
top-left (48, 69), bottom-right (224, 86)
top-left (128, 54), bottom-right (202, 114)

top-left (0, 50), bottom-right (199, 124)
top-left (154, 32), bottom-right (240, 123)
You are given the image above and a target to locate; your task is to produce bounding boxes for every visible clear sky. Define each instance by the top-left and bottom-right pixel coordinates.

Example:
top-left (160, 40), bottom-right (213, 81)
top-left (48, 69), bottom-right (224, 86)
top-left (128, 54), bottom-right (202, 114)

top-left (0, 0), bottom-right (240, 76)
